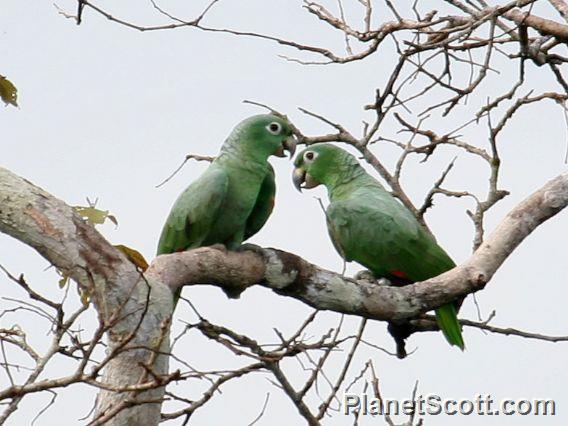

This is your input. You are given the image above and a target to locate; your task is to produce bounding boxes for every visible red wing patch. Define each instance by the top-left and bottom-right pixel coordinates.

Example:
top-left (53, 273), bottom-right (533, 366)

top-left (390, 270), bottom-right (409, 279)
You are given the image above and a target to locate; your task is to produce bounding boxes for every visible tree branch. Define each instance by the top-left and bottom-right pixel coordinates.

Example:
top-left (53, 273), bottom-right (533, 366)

top-left (0, 167), bottom-right (173, 425)
top-left (0, 166), bottom-right (566, 422)
top-left (148, 171), bottom-right (568, 321)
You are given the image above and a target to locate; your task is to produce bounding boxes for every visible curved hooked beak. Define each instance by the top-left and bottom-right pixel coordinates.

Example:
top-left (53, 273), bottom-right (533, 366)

top-left (292, 167), bottom-right (306, 192)
top-left (293, 168), bottom-right (321, 192)
top-left (275, 135), bottom-right (297, 158)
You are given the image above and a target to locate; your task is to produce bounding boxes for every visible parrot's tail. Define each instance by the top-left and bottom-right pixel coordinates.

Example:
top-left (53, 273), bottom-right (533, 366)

top-left (435, 303), bottom-right (465, 350)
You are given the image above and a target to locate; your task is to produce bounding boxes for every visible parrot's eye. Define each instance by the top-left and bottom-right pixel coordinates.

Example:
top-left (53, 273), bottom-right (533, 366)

top-left (266, 122), bottom-right (282, 135)
top-left (304, 151), bottom-right (317, 162)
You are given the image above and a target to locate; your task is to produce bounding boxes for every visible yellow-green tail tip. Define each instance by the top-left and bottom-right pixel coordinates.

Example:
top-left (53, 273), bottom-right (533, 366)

top-left (435, 303), bottom-right (465, 351)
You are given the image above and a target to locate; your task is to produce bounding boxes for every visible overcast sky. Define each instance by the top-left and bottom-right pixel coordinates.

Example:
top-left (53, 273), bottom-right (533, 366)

top-left (2, 1), bottom-right (568, 425)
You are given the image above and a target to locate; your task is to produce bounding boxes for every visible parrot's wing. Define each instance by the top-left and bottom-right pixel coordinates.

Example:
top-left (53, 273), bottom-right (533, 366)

top-left (329, 197), bottom-right (464, 348)
top-left (325, 204), bottom-right (350, 261)
top-left (157, 167), bottom-right (229, 255)
top-left (327, 197), bottom-right (451, 280)
top-left (244, 164), bottom-right (276, 240)
top-left (326, 199), bottom-right (387, 264)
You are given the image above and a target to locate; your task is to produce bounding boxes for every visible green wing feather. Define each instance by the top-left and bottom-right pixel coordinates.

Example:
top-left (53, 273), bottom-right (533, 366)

top-left (157, 166), bottom-right (229, 255)
top-left (327, 188), bottom-right (464, 350)
top-left (325, 202), bottom-right (350, 261)
top-left (244, 164), bottom-right (276, 240)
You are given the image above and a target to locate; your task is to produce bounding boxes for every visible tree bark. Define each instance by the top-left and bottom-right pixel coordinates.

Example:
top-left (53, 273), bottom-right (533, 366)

top-left (0, 167), bottom-right (173, 425)
top-left (1, 166), bottom-right (567, 424)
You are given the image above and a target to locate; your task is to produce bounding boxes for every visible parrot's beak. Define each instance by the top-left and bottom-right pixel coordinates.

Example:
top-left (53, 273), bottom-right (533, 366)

top-left (284, 135), bottom-right (297, 158)
top-left (292, 167), bottom-right (306, 192)
top-left (293, 168), bottom-right (320, 191)
top-left (275, 135), bottom-right (297, 158)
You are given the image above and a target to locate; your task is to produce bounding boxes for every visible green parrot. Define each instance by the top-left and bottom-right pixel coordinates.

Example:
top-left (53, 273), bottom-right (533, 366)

top-left (292, 143), bottom-right (464, 356)
top-left (157, 114), bottom-right (296, 298)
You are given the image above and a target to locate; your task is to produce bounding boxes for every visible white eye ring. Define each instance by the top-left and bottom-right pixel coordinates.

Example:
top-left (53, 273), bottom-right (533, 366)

top-left (304, 151), bottom-right (317, 162)
top-left (266, 122), bottom-right (282, 135)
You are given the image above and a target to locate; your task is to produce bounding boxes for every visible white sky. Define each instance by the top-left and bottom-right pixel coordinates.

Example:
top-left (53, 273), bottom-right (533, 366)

top-left (1, 1), bottom-right (568, 425)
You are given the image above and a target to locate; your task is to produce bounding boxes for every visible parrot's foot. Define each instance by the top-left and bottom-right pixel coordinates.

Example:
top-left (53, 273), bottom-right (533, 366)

top-left (236, 243), bottom-right (264, 255)
top-left (354, 269), bottom-right (376, 282)
top-left (354, 270), bottom-right (392, 287)
top-left (387, 322), bottom-right (413, 359)
top-left (209, 243), bottom-right (228, 253)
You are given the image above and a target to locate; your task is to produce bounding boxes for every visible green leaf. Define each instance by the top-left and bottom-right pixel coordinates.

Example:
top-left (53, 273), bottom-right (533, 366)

top-left (0, 75), bottom-right (18, 107)
top-left (74, 204), bottom-right (119, 227)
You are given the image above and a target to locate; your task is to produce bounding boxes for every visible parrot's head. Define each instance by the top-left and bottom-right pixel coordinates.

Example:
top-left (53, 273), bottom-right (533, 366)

top-left (293, 144), bottom-right (359, 191)
top-left (228, 114), bottom-right (297, 162)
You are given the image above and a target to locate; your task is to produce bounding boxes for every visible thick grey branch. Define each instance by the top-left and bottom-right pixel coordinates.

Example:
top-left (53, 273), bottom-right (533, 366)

top-left (0, 167), bottom-right (173, 425)
top-left (149, 171), bottom-right (568, 321)
top-left (1, 167), bottom-right (566, 424)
